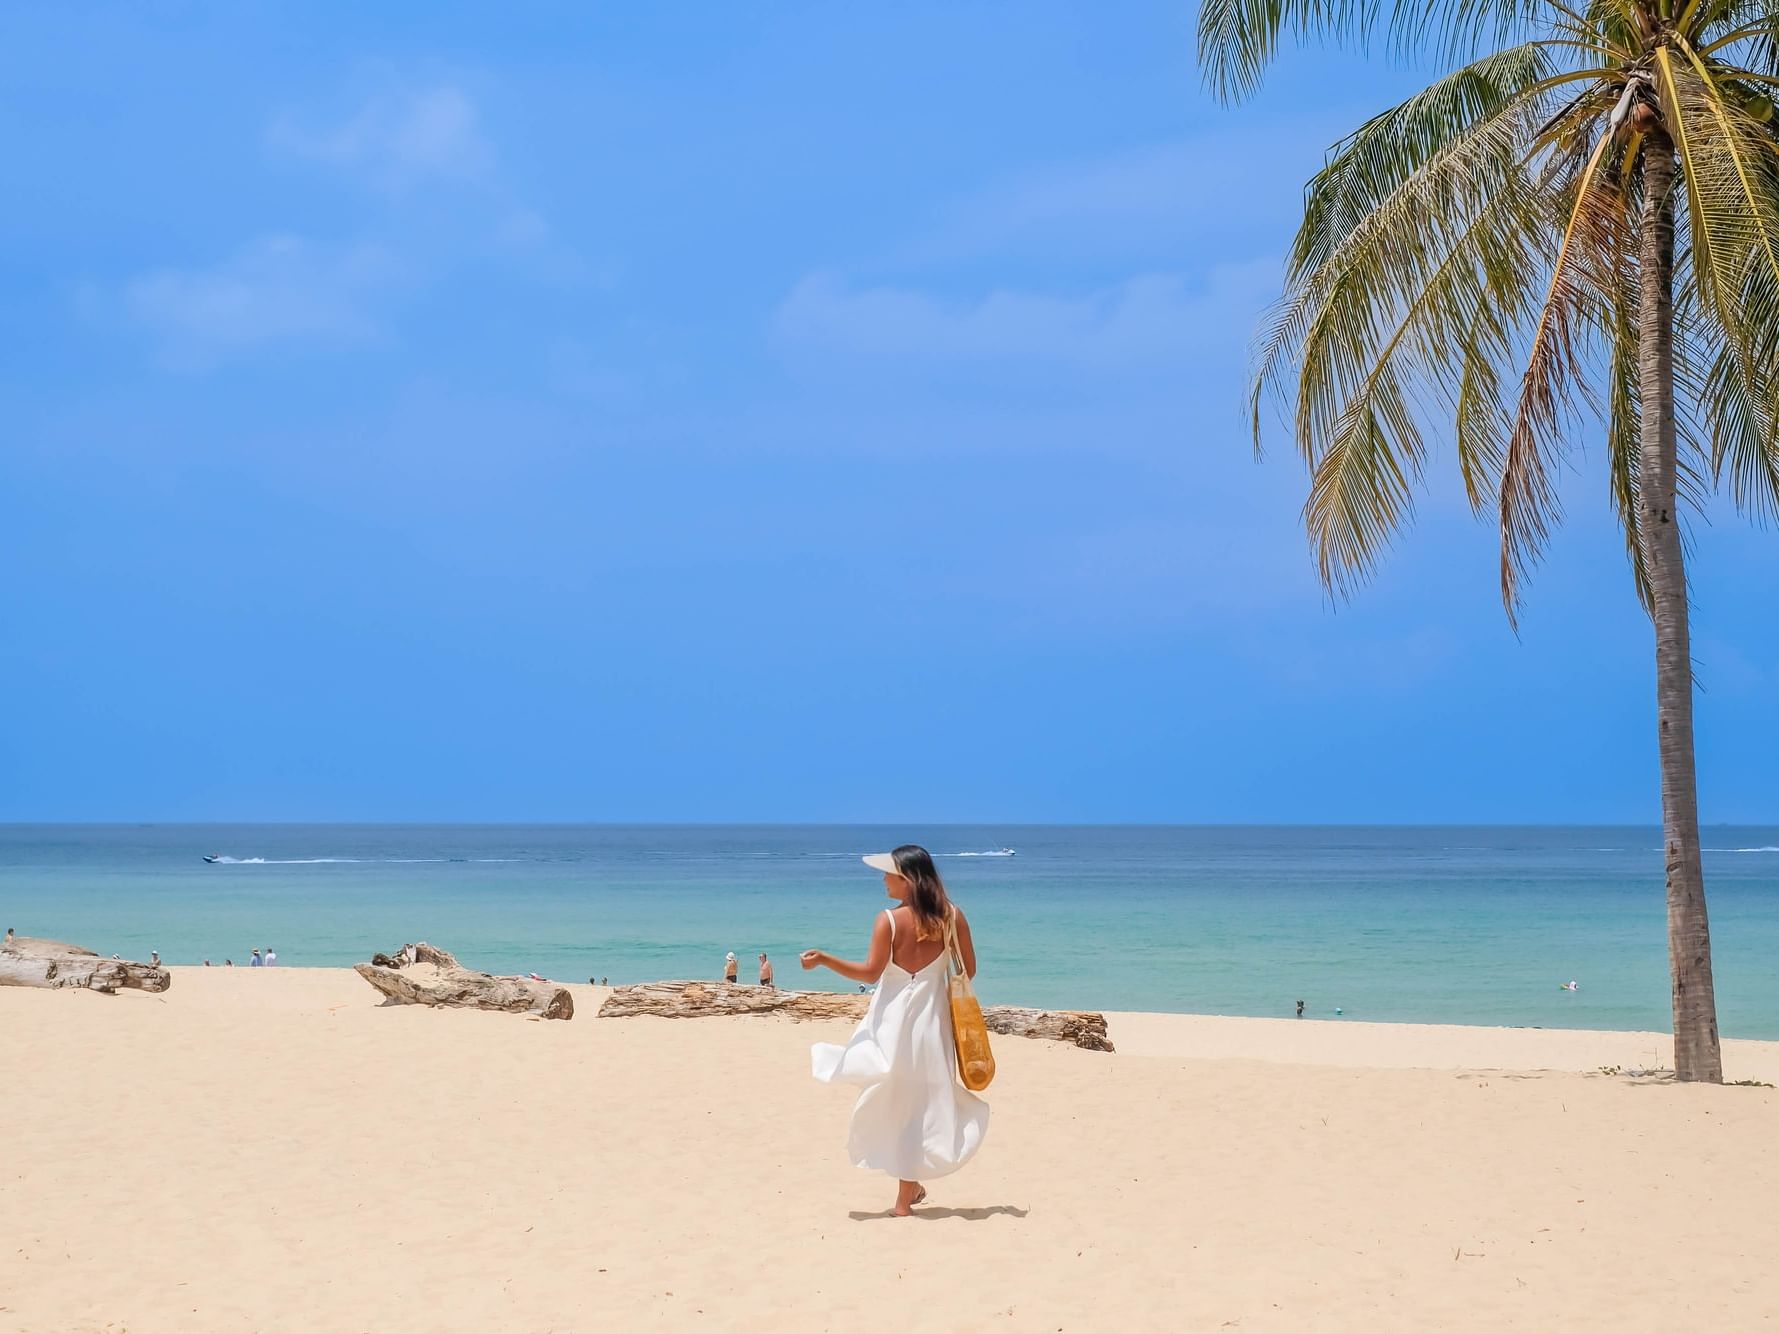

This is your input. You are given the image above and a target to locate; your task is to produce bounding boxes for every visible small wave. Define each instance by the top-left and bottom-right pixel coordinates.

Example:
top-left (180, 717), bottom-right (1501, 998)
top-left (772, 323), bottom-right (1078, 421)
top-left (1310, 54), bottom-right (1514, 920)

top-left (1705, 846), bottom-right (1779, 853)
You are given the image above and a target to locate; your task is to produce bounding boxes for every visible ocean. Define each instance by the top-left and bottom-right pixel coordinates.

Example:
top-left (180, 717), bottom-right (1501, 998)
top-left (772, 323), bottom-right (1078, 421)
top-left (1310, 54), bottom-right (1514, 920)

top-left (4, 823), bottom-right (1778, 1037)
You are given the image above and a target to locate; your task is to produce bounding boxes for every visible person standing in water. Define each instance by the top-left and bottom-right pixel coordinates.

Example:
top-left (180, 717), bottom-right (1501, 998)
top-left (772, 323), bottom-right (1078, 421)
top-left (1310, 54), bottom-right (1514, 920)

top-left (758, 952), bottom-right (774, 988)
top-left (724, 951), bottom-right (739, 984)
top-left (804, 845), bottom-right (988, 1217)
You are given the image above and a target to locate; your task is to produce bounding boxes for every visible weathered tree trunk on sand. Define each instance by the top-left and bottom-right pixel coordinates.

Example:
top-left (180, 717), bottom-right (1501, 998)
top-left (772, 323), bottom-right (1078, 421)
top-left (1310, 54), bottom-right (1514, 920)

top-left (0, 932), bottom-right (172, 994)
top-left (598, 980), bottom-right (1114, 1052)
top-left (1636, 134), bottom-right (1721, 1083)
top-left (353, 942), bottom-right (573, 1020)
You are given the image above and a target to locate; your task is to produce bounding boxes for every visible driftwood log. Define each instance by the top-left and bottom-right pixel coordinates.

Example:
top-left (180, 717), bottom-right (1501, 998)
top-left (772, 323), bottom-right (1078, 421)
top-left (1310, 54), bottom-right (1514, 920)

top-left (598, 981), bottom-right (1113, 1052)
top-left (353, 942), bottom-right (573, 1020)
top-left (0, 930), bottom-right (172, 994)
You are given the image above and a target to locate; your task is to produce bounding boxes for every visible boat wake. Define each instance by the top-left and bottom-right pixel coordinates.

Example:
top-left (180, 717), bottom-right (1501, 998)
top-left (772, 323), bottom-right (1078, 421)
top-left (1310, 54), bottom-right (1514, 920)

top-left (201, 856), bottom-right (512, 865)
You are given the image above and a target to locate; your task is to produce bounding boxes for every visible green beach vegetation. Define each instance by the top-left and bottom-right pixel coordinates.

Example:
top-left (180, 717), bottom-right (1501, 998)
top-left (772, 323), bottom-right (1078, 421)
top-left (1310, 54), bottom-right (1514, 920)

top-left (1202, 0), bottom-right (1779, 1081)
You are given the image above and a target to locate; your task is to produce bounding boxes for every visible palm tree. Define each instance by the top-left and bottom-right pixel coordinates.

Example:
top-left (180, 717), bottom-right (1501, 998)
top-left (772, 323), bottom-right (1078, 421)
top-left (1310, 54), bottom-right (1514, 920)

top-left (1201, 0), bottom-right (1779, 1082)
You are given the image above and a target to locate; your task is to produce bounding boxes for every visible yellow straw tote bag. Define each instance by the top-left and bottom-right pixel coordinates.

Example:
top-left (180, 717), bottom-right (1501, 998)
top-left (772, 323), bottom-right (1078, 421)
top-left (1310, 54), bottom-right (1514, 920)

top-left (944, 909), bottom-right (995, 1091)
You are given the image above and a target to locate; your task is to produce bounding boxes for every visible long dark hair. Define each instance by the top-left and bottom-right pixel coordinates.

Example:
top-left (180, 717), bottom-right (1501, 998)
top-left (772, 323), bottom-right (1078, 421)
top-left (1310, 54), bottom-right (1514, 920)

top-left (892, 844), bottom-right (951, 941)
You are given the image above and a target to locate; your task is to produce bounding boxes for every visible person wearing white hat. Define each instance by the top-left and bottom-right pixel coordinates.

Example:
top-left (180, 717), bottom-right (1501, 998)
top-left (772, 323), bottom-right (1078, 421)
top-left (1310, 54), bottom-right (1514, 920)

top-left (724, 951), bottom-right (738, 984)
top-left (804, 844), bottom-right (988, 1217)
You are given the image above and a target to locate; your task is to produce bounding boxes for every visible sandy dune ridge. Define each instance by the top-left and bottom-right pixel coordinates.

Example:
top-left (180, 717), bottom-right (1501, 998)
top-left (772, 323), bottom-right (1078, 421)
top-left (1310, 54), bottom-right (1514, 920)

top-left (3, 967), bottom-right (1776, 1332)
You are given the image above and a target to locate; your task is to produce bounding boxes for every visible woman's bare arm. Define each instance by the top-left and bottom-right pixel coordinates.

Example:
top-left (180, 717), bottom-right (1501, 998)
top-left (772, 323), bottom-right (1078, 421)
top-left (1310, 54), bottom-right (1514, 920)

top-left (954, 906), bottom-right (978, 979)
top-left (800, 913), bottom-right (892, 985)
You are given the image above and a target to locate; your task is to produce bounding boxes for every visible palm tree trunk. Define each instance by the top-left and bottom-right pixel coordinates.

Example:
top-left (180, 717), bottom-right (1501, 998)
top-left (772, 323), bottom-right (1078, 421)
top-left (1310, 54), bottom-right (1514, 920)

top-left (1636, 131), bottom-right (1722, 1083)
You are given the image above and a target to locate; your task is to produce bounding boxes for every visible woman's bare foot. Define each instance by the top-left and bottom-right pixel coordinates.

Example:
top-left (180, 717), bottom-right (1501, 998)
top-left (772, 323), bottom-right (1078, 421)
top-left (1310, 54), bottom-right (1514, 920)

top-left (892, 1181), bottom-right (927, 1216)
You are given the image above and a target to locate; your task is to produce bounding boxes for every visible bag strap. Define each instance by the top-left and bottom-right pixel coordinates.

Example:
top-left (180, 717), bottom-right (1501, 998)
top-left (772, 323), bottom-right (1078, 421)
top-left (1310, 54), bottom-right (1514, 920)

top-left (942, 906), bottom-right (966, 976)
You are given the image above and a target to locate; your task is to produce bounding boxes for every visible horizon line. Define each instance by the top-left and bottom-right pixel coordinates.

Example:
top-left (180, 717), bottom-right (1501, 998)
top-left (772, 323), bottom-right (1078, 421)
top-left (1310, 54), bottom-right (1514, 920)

top-left (1, 819), bottom-right (1772, 829)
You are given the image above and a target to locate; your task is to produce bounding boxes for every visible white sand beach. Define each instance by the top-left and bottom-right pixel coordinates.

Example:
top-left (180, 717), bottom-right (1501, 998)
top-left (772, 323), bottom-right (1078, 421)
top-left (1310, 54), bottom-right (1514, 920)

top-left (5, 968), bottom-right (1778, 1332)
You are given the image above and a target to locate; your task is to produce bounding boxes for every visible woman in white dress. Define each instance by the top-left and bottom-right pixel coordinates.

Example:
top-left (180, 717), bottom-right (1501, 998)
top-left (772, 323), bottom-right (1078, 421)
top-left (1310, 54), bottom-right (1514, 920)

top-left (803, 845), bottom-right (989, 1217)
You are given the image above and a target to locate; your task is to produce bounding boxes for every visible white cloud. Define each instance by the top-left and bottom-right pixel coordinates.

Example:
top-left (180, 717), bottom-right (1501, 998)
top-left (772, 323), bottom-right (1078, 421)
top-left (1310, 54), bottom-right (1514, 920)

top-left (922, 512), bottom-right (1317, 633)
top-left (264, 82), bottom-right (580, 269)
top-left (496, 208), bottom-right (551, 248)
top-left (123, 235), bottom-right (400, 367)
top-left (772, 261), bottom-right (1279, 375)
top-left (269, 85), bottom-right (493, 188)
top-left (546, 339), bottom-right (634, 400)
top-left (907, 122), bottom-right (1335, 265)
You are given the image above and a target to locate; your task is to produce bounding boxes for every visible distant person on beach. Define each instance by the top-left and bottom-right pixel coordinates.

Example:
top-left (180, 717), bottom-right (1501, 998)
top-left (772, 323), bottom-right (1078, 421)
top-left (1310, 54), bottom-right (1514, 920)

top-left (725, 951), bottom-right (738, 983)
top-left (225, 958), bottom-right (234, 967)
top-left (265, 948), bottom-right (277, 966)
top-left (758, 952), bottom-right (774, 988)
top-left (150, 951), bottom-right (160, 967)
top-left (805, 845), bottom-right (988, 1218)
top-left (250, 949), bottom-right (262, 967)
top-left (1295, 999), bottom-right (1305, 1018)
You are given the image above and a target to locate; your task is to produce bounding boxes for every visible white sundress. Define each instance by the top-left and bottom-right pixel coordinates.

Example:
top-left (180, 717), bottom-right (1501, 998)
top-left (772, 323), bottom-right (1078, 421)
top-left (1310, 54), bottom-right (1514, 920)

top-left (810, 908), bottom-right (990, 1181)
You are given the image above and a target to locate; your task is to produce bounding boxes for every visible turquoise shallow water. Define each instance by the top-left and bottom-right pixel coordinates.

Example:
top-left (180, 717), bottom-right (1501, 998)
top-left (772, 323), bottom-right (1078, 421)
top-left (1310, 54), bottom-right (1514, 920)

top-left (4, 824), bottom-right (1778, 1037)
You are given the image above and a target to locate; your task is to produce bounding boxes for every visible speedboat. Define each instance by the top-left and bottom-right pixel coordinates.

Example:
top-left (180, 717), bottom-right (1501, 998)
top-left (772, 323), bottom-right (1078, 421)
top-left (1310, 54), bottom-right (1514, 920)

top-left (202, 854), bottom-right (223, 863)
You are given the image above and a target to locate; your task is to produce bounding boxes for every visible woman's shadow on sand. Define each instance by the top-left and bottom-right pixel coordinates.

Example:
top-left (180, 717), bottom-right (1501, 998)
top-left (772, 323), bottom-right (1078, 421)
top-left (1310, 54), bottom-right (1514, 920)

top-left (849, 1205), bottom-right (1028, 1222)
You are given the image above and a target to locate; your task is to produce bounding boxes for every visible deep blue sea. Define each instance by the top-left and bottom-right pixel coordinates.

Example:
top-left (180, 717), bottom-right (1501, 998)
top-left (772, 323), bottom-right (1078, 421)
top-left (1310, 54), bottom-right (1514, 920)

top-left (4, 824), bottom-right (1778, 1037)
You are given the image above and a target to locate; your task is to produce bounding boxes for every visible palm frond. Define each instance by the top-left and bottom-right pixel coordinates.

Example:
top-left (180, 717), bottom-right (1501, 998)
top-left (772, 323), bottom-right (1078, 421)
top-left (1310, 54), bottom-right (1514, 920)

top-left (1292, 147), bottom-right (1554, 587)
top-left (1221, 0), bottom-right (1779, 620)
top-left (1604, 256), bottom-right (1652, 605)
top-left (1253, 89), bottom-right (1558, 460)
top-left (1583, 0), bottom-right (1648, 54)
top-left (1695, 272), bottom-right (1779, 520)
top-left (1656, 50), bottom-right (1734, 323)
top-left (1669, 276), bottom-right (1718, 517)
top-left (1500, 115), bottom-right (1622, 621)
top-left (1292, 44), bottom-right (1609, 279)
top-left (1303, 366), bottom-right (1426, 592)
top-left (1697, 9), bottom-right (1779, 62)
top-left (1453, 287), bottom-right (1515, 509)
top-left (1673, 40), bottom-right (1779, 312)
top-left (1199, 0), bottom-right (1559, 101)
top-left (1664, 43), bottom-right (1779, 515)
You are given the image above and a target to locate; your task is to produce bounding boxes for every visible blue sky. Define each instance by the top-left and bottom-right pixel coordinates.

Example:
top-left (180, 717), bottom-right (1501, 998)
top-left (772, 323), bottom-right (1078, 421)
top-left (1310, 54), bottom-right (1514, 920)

top-left (2, 1), bottom-right (1775, 823)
